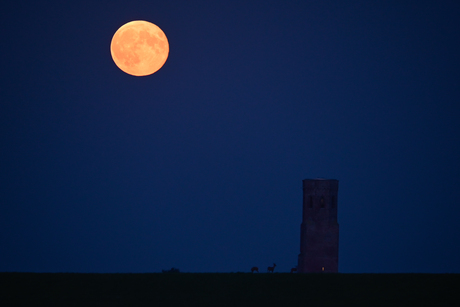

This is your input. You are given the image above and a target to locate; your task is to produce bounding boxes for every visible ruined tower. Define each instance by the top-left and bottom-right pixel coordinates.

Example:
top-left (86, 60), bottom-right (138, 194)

top-left (298, 179), bottom-right (339, 273)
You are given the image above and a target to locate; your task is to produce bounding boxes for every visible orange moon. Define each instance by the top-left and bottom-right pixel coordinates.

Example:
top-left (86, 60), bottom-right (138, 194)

top-left (110, 21), bottom-right (169, 76)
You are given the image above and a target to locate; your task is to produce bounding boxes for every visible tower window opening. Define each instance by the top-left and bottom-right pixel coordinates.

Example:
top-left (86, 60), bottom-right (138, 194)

top-left (331, 196), bottom-right (335, 208)
top-left (309, 196), bottom-right (313, 208)
top-left (320, 196), bottom-right (325, 208)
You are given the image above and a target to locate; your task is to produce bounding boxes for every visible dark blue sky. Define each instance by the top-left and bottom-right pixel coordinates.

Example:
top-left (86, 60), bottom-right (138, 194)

top-left (1, 0), bottom-right (460, 273)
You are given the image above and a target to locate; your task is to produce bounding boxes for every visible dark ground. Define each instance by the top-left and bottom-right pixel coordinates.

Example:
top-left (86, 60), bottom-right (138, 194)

top-left (1, 273), bottom-right (458, 306)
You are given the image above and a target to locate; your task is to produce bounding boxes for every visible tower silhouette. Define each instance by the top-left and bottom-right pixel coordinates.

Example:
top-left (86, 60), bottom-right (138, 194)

top-left (298, 179), bottom-right (339, 273)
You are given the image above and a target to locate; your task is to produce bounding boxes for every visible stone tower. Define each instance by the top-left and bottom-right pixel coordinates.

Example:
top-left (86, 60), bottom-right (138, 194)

top-left (298, 179), bottom-right (339, 273)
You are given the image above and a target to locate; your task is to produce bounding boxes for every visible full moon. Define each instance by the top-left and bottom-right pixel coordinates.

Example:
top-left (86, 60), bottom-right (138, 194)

top-left (110, 20), bottom-right (169, 76)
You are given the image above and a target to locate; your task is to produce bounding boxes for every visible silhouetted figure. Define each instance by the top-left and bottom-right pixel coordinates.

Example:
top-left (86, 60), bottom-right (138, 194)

top-left (251, 266), bottom-right (259, 273)
top-left (290, 267), bottom-right (297, 273)
top-left (267, 263), bottom-right (276, 273)
top-left (162, 267), bottom-right (180, 273)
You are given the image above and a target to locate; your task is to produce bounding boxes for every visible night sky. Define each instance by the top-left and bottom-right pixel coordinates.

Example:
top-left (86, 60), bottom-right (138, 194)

top-left (1, 0), bottom-right (460, 273)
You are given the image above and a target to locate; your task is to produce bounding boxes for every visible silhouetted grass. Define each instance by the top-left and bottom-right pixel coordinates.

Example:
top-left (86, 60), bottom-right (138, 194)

top-left (1, 272), bottom-right (458, 306)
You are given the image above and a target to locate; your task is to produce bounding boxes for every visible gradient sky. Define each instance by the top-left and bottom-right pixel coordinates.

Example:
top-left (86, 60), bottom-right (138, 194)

top-left (1, 0), bottom-right (460, 273)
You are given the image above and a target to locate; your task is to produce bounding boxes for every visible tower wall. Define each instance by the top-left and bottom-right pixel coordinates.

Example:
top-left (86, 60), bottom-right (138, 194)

top-left (298, 179), bottom-right (339, 273)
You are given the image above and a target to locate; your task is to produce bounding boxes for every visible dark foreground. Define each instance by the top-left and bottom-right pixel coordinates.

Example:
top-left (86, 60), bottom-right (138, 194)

top-left (1, 272), bottom-right (458, 306)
